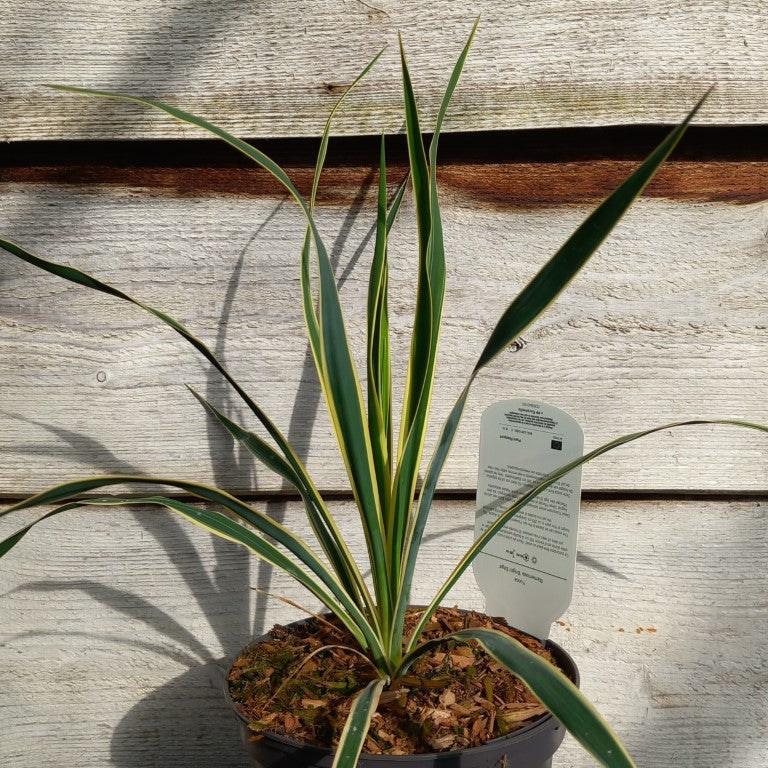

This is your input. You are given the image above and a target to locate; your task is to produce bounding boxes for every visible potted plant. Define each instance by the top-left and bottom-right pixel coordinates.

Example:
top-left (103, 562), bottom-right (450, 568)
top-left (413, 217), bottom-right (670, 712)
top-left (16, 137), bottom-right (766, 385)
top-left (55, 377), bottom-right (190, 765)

top-left (1, 24), bottom-right (765, 768)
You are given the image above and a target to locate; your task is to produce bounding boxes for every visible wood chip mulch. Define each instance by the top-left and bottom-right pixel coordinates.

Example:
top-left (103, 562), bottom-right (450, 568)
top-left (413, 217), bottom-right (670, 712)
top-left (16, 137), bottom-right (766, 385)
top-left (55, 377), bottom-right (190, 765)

top-left (227, 606), bottom-right (563, 756)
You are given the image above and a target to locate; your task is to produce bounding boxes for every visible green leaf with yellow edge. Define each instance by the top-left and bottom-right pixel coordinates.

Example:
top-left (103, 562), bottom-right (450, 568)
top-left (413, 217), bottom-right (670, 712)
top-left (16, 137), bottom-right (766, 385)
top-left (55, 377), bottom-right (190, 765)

top-left (43, 79), bottom-right (391, 620)
top-left (367, 136), bottom-right (394, 511)
top-left (407, 418), bottom-right (768, 650)
top-left (389, 23), bottom-right (478, 619)
top-left (0, 239), bottom-right (313, 524)
top-left (332, 677), bottom-right (387, 768)
top-left (187, 386), bottom-right (374, 615)
top-left (0, 476), bottom-right (386, 665)
top-left (403, 628), bottom-right (635, 768)
top-left (474, 87), bottom-right (711, 372)
top-left (367, 154), bottom-right (409, 535)
top-left (395, 91), bottom-right (712, 654)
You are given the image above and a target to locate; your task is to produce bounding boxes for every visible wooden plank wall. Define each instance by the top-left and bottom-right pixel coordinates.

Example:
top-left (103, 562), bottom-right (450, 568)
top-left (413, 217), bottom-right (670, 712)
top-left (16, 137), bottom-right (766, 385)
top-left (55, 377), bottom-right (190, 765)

top-left (1, 3), bottom-right (767, 767)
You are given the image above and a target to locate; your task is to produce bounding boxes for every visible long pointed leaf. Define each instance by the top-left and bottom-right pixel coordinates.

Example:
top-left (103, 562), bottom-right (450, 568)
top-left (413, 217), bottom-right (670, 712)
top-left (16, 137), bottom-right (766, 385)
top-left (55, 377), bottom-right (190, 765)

top-left (395, 16), bottom-right (477, 464)
top-left (0, 475), bottom-right (385, 664)
top-left (46, 84), bottom-right (307, 205)
top-left (403, 628), bottom-right (635, 768)
top-left (310, 50), bottom-right (386, 212)
top-left (407, 418), bottom-right (768, 650)
top-left (0, 234), bottom-right (378, 620)
top-left (332, 677), bottom-right (387, 768)
top-left (1, 494), bottom-right (369, 648)
top-left (0, 238), bottom-right (315, 526)
top-left (389, 42), bottom-right (437, 576)
top-left (188, 387), bottom-right (375, 616)
top-left (366, 160), bottom-right (410, 529)
top-left (30, 78), bottom-right (392, 619)
top-left (429, 18), bottom-right (479, 166)
top-left (389, 26), bottom-right (478, 654)
top-left (367, 135), bottom-right (394, 511)
top-left (385, 173), bottom-right (409, 234)
top-left (304, 47), bottom-right (386, 375)
top-left (372, 170), bottom-right (410, 468)
top-left (394, 39), bottom-right (434, 460)
top-left (263, 52), bottom-right (394, 620)
top-left (292, 85), bottom-right (391, 622)
top-left (392, 38), bottom-right (437, 554)
top-left (474, 88), bottom-right (711, 372)
top-left (187, 387), bottom-right (305, 488)
top-left (394, 93), bottom-right (711, 653)
top-left (396, 34), bottom-right (431, 278)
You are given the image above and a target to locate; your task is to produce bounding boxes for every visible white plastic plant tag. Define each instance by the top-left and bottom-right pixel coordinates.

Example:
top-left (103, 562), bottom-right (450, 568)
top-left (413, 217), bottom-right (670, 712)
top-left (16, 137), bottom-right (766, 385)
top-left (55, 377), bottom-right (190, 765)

top-left (474, 399), bottom-right (584, 640)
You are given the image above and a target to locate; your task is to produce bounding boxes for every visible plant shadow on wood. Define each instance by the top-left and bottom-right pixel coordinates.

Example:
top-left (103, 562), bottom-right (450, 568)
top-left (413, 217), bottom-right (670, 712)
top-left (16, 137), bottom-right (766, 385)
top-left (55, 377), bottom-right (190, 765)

top-left (0, 412), bottom-right (251, 645)
top-left (109, 661), bottom-right (253, 767)
top-left (2, 182), bottom-right (379, 766)
top-left (6, 584), bottom-right (252, 766)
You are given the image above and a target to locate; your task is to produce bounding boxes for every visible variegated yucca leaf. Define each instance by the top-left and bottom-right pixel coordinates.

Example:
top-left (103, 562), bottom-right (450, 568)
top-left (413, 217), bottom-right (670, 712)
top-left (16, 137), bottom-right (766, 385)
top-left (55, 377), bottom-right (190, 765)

top-left (0, 477), bottom-right (385, 663)
top-left (389, 22), bottom-right (480, 606)
top-left (404, 418), bottom-right (768, 650)
top-left (47, 64), bottom-right (393, 622)
top-left (392, 86), bottom-right (712, 653)
top-left (186, 385), bottom-right (372, 614)
top-left (403, 628), bottom-right (635, 768)
top-left (332, 678), bottom-right (388, 768)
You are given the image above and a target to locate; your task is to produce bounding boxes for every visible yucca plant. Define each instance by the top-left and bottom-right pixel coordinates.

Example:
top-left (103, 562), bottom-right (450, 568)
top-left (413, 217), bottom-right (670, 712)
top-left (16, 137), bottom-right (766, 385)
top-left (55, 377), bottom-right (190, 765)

top-left (1, 24), bottom-right (766, 768)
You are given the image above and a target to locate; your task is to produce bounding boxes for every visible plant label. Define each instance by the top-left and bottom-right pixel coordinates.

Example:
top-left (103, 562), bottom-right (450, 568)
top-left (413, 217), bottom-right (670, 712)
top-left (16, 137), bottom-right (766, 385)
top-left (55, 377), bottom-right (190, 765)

top-left (474, 399), bottom-right (584, 640)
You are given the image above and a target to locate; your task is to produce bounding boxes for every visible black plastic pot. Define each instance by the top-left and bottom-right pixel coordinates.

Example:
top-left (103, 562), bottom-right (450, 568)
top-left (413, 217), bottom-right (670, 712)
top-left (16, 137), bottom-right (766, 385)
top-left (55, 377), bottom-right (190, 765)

top-left (226, 616), bottom-right (579, 768)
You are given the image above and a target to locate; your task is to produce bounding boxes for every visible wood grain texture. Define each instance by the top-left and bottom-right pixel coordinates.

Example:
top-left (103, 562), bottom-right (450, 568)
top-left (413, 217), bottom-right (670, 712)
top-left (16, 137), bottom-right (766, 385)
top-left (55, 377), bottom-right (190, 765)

top-left (2, 1), bottom-right (768, 141)
top-left (4, 159), bottom-right (768, 205)
top-left (1, 499), bottom-right (766, 767)
top-left (1, 180), bottom-right (766, 495)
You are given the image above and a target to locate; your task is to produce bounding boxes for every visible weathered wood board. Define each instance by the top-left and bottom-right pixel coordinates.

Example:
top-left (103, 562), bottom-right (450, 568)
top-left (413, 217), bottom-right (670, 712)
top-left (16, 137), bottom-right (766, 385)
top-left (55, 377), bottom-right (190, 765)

top-left (3, 1), bottom-right (768, 141)
top-left (1, 177), bottom-right (766, 494)
top-left (1, 499), bottom-right (766, 767)
top-left (3, 4), bottom-right (767, 767)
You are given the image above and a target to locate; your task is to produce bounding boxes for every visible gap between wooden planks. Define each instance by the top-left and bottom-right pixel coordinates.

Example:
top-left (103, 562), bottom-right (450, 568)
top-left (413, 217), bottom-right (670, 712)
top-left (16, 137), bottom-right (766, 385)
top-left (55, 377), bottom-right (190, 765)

top-left (3, 126), bottom-right (768, 205)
